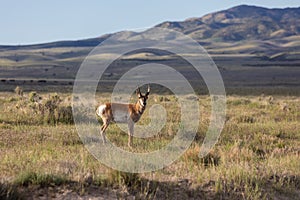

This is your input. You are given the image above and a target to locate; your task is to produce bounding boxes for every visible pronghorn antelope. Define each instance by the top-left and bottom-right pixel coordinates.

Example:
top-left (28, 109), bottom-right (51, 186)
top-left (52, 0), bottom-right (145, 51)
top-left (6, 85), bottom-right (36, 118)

top-left (96, 85), bottom-right (150, 147)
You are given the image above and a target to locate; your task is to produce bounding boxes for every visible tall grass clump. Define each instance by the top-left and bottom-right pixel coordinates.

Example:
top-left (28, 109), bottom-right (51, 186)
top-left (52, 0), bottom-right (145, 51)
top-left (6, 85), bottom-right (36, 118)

top-left (14, 86), bottom-right (23, 97)
top-left (108, 170), bottom-right (140, 188)
top-left (14, 171), bottom-right (68, 187)
top-left (28, 92), bottom-right (74, 124)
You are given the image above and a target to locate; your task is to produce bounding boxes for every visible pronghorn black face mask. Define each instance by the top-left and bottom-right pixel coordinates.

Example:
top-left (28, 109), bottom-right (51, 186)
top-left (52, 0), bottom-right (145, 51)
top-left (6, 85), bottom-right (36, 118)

top-left (137, 85), bottom-right (150, 107)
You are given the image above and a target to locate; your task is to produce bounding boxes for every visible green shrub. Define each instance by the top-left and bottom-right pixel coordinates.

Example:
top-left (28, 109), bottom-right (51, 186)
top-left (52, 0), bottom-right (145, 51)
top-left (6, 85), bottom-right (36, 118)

top-left (55, 105), bottom-right (74, 124)
top-left (27, 92), bottom-right (74, 125)
top-left (29, 91), bottom-right (39, 102)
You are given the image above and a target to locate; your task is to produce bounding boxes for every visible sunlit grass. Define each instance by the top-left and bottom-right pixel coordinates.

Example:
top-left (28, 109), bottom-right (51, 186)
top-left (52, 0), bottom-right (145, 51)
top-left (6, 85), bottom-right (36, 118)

top-left (0, 91), bottom-right (299, 199)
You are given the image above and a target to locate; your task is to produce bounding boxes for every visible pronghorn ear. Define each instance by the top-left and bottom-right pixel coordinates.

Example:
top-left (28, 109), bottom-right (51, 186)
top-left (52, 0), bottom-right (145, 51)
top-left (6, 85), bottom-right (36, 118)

top-left (146, 84), bottom-right (150, 96)
top-left (136, 87), bottom-right (142, 97)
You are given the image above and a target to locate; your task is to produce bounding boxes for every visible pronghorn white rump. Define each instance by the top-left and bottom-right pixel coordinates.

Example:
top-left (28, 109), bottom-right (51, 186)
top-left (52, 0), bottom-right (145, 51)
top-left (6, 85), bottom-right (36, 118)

top-left (96, 85), bottom-right (150, 147)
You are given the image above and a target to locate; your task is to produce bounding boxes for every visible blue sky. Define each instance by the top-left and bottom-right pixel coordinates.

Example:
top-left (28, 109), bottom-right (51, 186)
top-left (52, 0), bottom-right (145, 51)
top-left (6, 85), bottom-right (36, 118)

top-left (1, 0), bottom-right (299, 45)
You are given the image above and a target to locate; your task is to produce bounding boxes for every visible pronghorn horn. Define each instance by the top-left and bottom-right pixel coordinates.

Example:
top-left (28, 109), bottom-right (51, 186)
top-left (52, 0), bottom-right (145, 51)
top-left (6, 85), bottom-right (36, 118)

top-left (146, 84), bottom-right (150, 96)
top-left (136, 87), bottom-right (141, 96)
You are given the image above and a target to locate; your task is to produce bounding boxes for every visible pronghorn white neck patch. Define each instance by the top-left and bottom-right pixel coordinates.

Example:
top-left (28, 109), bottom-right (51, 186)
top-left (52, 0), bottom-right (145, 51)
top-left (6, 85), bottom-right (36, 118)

top-left (139, 99), bottom-right (145, 107)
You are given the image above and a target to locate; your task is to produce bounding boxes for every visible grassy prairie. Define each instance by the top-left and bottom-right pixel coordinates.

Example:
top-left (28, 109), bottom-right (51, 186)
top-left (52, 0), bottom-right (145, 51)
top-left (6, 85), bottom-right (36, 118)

top-left (0, 90), bottom-right (299, 199)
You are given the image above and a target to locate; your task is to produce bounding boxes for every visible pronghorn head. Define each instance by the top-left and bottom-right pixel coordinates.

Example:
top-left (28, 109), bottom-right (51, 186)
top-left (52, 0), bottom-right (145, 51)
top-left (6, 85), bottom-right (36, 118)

top-left (136, 85), bottom-right (150, 107)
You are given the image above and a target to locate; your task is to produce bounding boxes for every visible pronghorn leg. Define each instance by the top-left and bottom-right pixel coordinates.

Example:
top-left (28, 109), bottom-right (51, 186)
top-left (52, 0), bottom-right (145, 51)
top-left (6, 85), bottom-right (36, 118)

top-left (127, 121), bottom-right (134, 148)
top-left (100, 123), bottom-right (109, 144)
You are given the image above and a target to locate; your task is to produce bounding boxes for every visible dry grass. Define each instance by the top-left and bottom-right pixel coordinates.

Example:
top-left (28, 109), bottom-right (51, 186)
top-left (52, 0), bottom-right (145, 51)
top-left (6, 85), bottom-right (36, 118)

top-left (0, 91), bottom-right (299, 199)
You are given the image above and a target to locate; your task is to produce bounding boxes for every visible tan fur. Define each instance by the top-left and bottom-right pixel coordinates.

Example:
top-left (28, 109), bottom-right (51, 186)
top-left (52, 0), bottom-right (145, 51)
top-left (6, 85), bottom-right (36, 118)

top-left (96, 86), bottom-right (150, 147)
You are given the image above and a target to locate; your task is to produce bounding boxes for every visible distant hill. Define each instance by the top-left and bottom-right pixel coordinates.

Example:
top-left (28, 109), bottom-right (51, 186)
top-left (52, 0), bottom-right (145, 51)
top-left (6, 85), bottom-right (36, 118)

top-left (157, 5), bottom-right (300, 41)
top-left (0, 5), bottom-right (300, 93)
top-left (1, 5), bottom-right (299, 52)
top-left (156, 5), bottom-right (300, 57)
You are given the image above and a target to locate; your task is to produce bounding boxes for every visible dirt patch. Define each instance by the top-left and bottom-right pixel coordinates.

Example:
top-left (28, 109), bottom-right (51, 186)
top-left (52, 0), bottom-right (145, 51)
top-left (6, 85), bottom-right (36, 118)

top-left (18, 184), bottom-right (127, 200)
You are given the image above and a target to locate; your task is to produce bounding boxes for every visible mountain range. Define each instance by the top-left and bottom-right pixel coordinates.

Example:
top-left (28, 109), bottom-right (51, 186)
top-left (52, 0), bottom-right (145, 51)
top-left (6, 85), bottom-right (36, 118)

top-left (0, 5), bottom-right (300, 93)
top-left (158, 5), bottom-right (300, 41)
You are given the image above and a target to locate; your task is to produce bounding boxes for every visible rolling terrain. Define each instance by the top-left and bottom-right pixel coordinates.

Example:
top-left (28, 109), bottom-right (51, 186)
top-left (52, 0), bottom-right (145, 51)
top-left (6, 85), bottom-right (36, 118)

top-left (1, 5), bottom-right (300, 200)
top-left (0, 5), bottom-right (300, 94)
